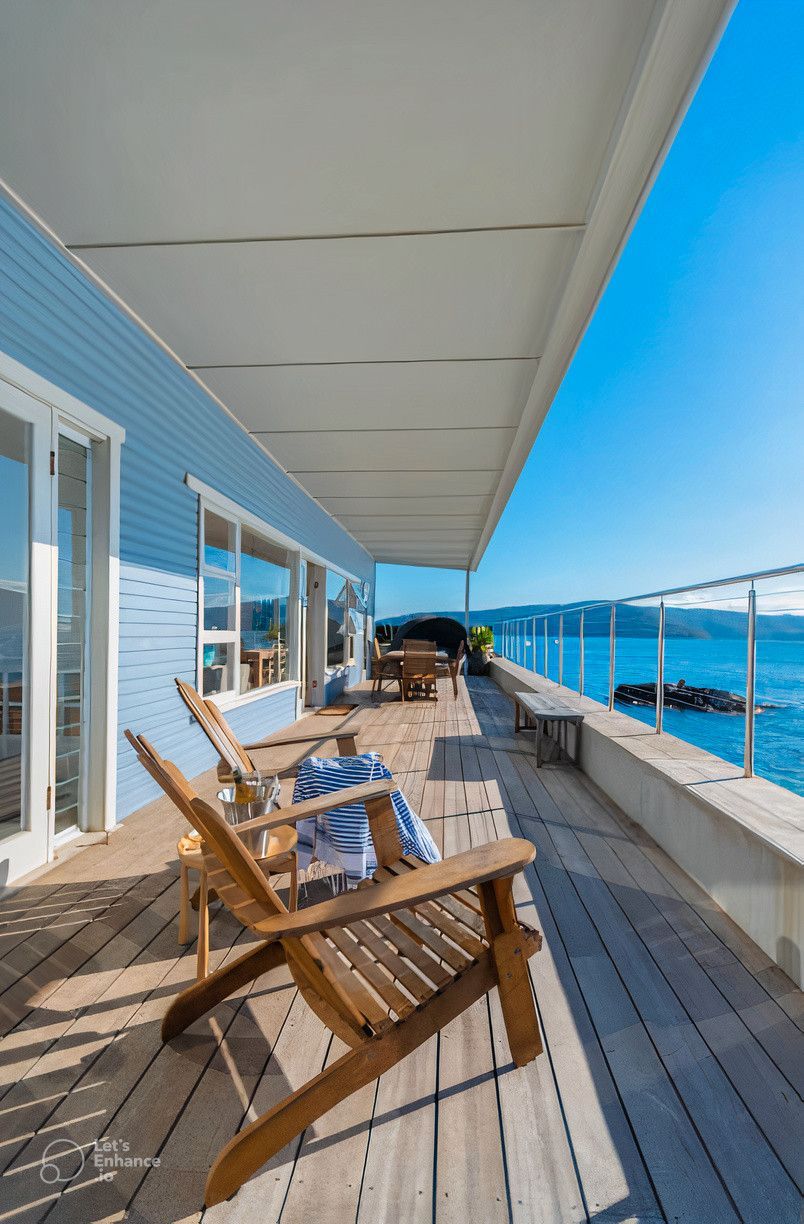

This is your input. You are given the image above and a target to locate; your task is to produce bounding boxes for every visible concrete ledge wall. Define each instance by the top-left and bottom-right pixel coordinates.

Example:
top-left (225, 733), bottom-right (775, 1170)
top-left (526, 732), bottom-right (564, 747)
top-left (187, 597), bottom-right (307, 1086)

top-left (490, 657), bottom-right (804, 988)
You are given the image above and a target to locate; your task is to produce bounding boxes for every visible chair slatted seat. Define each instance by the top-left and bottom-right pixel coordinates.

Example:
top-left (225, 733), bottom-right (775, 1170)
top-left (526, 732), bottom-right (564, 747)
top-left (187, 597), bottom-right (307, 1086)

top-left (198, 838), bottom-right (489, 1031)
top-left (125, 726), bottom-right (544, 1207)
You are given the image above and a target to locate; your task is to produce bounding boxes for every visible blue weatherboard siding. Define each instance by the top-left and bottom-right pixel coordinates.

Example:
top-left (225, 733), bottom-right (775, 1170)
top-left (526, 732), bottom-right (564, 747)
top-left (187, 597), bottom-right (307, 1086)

top-left (0, 195), bottom-right (375, 818)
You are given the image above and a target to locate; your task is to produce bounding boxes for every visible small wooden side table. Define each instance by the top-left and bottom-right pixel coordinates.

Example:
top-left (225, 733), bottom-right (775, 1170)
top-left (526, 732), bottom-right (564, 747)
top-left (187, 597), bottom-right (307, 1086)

top-left (177, 825), bottom-right (298, 980)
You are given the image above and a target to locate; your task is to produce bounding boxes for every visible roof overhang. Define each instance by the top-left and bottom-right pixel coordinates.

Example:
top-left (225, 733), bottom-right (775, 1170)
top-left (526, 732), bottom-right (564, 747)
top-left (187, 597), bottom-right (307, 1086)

top-left (0, 1), bottom-right (734, 570)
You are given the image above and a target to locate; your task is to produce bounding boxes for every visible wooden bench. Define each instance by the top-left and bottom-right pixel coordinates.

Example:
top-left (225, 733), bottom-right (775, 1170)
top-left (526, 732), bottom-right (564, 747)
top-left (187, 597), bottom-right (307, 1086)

top-left (513, 691), bottom-right (584, 768)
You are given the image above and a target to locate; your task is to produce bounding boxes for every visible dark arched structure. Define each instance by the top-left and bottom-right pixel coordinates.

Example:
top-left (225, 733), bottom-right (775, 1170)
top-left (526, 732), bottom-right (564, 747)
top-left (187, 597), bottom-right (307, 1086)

top-left (390, 615), bottom-right (467, 659)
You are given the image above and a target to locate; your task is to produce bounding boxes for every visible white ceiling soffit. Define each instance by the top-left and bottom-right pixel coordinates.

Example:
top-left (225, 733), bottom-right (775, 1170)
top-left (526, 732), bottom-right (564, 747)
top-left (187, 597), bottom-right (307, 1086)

top-left (0, 0), bottom-right (734, 570)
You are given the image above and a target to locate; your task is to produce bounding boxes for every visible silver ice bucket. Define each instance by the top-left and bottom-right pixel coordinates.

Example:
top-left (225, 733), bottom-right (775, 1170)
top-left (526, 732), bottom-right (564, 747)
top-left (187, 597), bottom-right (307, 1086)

top-left (217, 775), bottom-right (281, 860)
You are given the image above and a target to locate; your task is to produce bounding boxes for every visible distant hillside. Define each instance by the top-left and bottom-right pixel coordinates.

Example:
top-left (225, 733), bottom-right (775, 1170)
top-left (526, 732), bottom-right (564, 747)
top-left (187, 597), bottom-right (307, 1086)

top-left (381, 603), bottom-right (804, 641)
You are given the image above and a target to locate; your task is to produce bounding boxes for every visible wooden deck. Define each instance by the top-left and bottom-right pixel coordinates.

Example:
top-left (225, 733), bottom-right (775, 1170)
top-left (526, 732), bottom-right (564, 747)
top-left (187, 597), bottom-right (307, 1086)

top-left (0, 675), bottom-right (802, 1223)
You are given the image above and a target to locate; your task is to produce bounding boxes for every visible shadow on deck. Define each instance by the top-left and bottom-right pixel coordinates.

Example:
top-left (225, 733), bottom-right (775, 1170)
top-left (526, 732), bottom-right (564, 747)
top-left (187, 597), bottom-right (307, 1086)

top-left (0, 676), bottom-right (801, 1222)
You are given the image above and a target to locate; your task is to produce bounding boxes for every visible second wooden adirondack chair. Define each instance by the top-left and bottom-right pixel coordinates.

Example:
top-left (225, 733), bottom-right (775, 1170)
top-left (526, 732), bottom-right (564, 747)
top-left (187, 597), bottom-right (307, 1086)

top-left (127, 736), bottom-right (543, 1207)
top-left (174, 677), bottom-right (362, 782)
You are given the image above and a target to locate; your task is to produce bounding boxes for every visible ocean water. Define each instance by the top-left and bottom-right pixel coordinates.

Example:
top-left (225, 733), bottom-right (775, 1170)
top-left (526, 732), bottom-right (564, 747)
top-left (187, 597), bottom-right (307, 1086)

top-left (503, 630), bottom-right (804, 798)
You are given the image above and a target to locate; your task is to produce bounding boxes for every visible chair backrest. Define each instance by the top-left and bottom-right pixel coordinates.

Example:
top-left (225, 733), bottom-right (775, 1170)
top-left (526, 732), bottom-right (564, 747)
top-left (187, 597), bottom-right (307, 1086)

top-left (124, 727), bottom-right (284, 913)
top-left (372, 636), bottom-right (382, 662)
top-left (124, 728), bottom-right (377, 1044)
top-left (403, 639), bottom-right (436, 653)
top-left (455, 639), bottom-right (466, 665)
top-left (175, 677), bottom-right (255, 775)
top-left (402, 645), bottom-right (436, 679)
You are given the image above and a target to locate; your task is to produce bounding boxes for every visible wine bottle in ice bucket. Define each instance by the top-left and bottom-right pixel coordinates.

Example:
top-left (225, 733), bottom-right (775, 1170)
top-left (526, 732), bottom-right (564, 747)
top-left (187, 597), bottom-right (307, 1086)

top-left (232, 765), bottom-right (259, 805)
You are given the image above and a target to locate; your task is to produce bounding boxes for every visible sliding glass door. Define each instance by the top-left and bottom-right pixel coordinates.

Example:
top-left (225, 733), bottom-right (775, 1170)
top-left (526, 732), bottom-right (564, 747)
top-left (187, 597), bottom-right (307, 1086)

top-left (0, 386), bottom-right (100, 879)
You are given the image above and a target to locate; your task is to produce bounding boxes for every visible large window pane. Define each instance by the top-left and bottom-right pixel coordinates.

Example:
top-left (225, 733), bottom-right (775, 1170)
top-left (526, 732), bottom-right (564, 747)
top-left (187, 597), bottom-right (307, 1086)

top-left (0, 409), bottom-right (29, 842)
top-left (326, 571), bottom-right (346, 667)
top-left (203, 576), bottom-right (236, 631)
top-left (204, 510), bottom-right (236, 572)
top-left (240, 529), bottom-right (291, 689)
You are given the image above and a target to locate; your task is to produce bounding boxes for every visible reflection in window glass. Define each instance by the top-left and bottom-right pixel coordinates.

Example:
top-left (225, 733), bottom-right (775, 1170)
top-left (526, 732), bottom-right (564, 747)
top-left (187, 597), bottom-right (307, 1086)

top-left (203, 576), bottom-right (236, 632)
top-left (240, 530), bottom-right (291, 690)
top-left (55, 435), bottom-right (90, 836)
top-left (204, 510), bottom-right (236, 572)
top-left (202, 641), bottom-right (237, 696)
top-left (348, 580), bottom-right (367, 663)
top-left (0, 408), bottom-right (29, 841)
top-left (326, 571), bottom-right (346, 667)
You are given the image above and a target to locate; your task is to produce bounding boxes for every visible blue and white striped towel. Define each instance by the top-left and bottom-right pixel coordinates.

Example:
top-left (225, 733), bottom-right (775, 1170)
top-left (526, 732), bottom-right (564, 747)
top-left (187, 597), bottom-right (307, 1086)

top-left (293, 753), bottom-right (440, 885)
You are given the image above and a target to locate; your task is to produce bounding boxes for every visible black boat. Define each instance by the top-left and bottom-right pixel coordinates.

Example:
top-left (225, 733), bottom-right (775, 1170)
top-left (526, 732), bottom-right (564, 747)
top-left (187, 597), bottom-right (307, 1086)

top-left (614, 680), bottom-right (756, 714)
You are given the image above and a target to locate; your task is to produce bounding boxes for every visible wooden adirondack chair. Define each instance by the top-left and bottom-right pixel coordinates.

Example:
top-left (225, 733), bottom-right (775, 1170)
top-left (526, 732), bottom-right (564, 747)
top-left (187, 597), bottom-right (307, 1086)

top-left (128, 739), bottom-right (543, 1206)
top-left (174, 677), bottom-right (362, 782)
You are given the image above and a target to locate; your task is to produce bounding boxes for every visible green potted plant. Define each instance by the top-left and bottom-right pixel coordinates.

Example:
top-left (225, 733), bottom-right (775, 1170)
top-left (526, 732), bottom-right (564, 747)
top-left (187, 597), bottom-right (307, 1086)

top-left (468, 625), bottom-right (495, 675)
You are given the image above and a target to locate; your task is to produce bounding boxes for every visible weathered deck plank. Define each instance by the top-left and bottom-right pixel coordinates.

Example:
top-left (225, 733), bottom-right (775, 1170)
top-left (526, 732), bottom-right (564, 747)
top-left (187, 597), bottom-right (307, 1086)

top-left (0, 675), bottom-right (800, 1223)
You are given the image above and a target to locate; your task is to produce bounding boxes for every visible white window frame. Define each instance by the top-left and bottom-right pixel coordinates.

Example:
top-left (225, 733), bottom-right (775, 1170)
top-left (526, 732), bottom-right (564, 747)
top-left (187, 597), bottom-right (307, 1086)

top-left (197, 503), bottom-right (241, 703)
top-left (195, 499), bottom-right (301, 710)
top-left (324, 571), bottom-right (370, 674)
top-left (186, 474), bottom-right (370, 704)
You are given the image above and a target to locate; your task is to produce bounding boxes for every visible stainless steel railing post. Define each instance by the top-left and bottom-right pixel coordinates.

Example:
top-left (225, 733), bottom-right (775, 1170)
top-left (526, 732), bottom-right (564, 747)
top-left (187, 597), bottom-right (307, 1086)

top-left (656, 599), bottom-right (665, 734)
top-left (531, 616), bottom-right (537, 673)
top-left (608, 605), bottom-right (616, 711)
top-left (579, 608), bottom-right (585, 696)
top-left (558, 613), bottom-right (564, 687)
top-left (544, 618), bottom-right (549, 678)
top-left (744, 585), bottom-right (757, 778)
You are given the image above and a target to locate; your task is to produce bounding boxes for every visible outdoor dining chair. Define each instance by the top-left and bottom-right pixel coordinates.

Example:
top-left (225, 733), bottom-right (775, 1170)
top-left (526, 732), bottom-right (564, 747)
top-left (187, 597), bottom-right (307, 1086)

top-left (370, 635), bottom-right (401, 697)
top-left (401, 641), bottom-right (438, 701)
top-left (131, 746), bottom-right (542, 1206)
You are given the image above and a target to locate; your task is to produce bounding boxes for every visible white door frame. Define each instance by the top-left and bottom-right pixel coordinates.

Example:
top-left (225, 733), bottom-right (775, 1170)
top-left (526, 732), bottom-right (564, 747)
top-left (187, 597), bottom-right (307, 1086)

top-left (0, 350), bottom-right (123, 880)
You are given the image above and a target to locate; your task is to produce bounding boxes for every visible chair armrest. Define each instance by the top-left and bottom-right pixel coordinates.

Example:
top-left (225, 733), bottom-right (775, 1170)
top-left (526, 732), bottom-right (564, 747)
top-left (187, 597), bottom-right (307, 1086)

top-left (253, 838), bottom-right (536, 941)
top-left (219, 778), bottom-right (396, 835)
top-left (242, 719), bottom-right (364, 752)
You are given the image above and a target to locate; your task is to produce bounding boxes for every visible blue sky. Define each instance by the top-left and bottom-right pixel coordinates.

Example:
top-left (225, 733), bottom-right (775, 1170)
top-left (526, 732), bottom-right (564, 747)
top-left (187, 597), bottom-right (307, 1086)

top-left (376, 0), bottom-right (803, 618)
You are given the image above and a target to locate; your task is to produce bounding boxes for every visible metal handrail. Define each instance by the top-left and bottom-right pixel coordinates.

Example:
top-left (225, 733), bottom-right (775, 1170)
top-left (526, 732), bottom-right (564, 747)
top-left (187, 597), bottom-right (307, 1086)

top-left (483, 561), bottom-right (802, 779)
